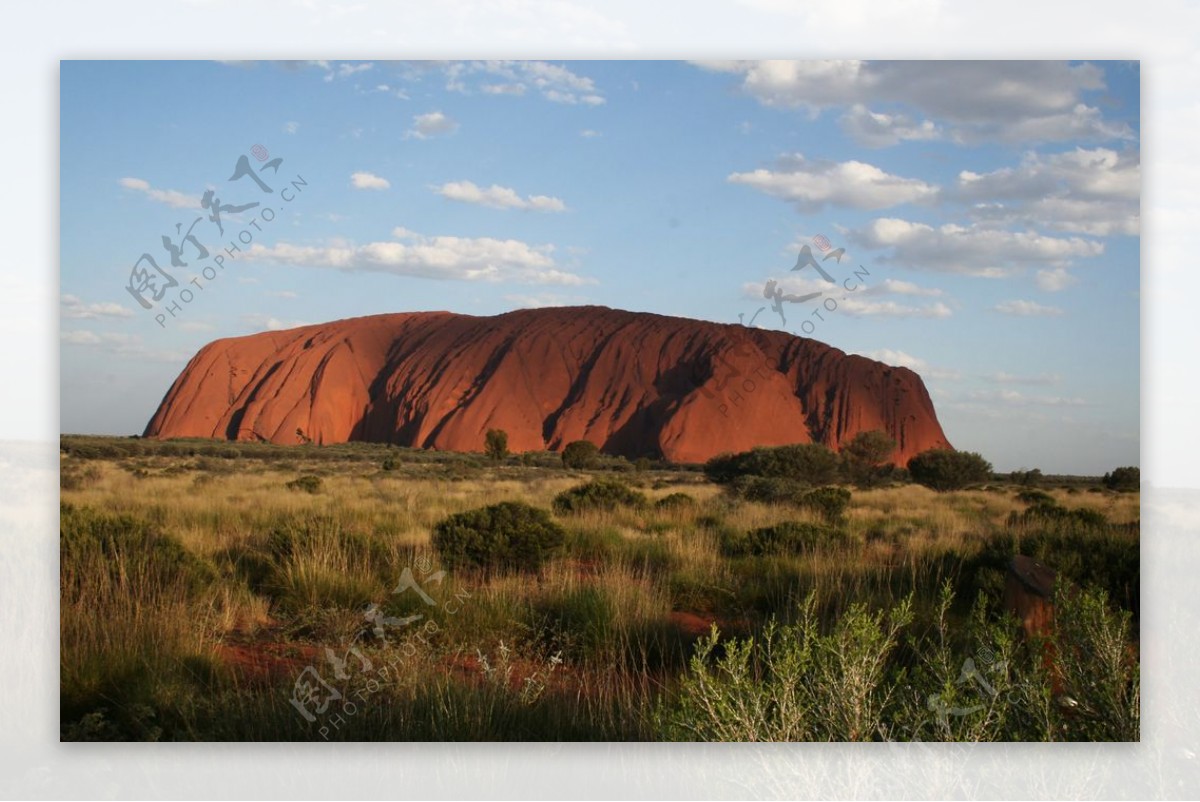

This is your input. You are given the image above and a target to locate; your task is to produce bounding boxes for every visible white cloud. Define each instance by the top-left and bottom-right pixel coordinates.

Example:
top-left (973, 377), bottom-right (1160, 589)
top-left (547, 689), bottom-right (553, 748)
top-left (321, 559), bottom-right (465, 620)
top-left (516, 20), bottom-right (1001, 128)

top-left (482, 83), bottom-right (527, 96)
top-left (266, 290), bottom-right (298, 300)
top-left (350, 171), bottom-right (391, 190)
top-left (320, 61), bottom-right (373, 82)
top-left (984, 371), bottom-right (1061, 385)
top-left (697, 60), bottom-right (1134, 145)
top-left (503, 292), bottom-right (588, 309)
top-left (284, 121), bottom-right (299, 134)
top-left (60, 294), bottom-right (133, 320)
top-left (839, 104), bottom-right (940, 148)
top-left (957, 147), bottom-right (1140, 235)
top-left (965, 388), bottom-right (1089, 407)
top-left (849, 218), bottom-right (1104, 276)
top-left (857, 348), bottom-right (961, 380)
top-left (728, 154), bottom-right (937, 210)
top-left (579, 129), bottom-right (602, 138)
top-left (435, 180), bottom-right (566, 212)
top-left (459, 61), bottom-right (605, 105)
top-left (1035, 267), bottom-right (1079, 292)
top-left (241, 314), bottom-right (310, 332)
top-left (60, 329), bottom-right (189, 362)
top-left (246, 226), bottom-right (593, 286)
top-left (407, 111), bottom-right (459, 139)
top-left (994, 299), bottom-right (1065, 317)
top-left (118, 176), bottom-right (200, 209)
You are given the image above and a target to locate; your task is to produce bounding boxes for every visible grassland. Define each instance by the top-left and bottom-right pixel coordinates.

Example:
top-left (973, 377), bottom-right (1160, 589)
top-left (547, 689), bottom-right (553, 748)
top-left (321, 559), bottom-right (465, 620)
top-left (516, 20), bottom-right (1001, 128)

top-left (59, 435), bottom-right (1139, 742)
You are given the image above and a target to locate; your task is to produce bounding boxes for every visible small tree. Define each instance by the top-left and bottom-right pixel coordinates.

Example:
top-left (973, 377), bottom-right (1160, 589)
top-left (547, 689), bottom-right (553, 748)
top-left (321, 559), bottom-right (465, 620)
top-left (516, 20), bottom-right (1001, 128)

top-left (561, 440), bottom-right (600, 470)
top-left (906, 448), bottom-right (993, 491)
top-left (1102, 466), bottom-right (1139, 492)
top-left (841, 430), bottom-right (897, 487)
top-left (484, 429), bottom-right (509, 462)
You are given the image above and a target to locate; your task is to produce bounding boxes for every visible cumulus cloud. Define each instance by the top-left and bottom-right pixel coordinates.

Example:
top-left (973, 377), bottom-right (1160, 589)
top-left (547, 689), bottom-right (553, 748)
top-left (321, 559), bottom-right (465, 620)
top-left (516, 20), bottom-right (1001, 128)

top-left (118, 177), bottom-right (199, 209)
top-left (957, 147), bottom-right (1140, 236)
top-left (848, 218), bottom-right (1104, 276)
top-left (407, 111), bottom-right (459, 139)
top-left (350, 171), bottom-right (391, 190)
top-left (435, 181), bottom-right (566, 212)
top-left (246, 226), bottom-right (593, 286)
top-left (696, 60), bottom-right (1134, 145)
top-left (60, 294), bottom-right (133, 320)
top-left (993, 299), bottom-right (1065, 317)
top-left (728, 154), bottom-right (937, 211)
top-left (839, 104), bottom-right (940, 148)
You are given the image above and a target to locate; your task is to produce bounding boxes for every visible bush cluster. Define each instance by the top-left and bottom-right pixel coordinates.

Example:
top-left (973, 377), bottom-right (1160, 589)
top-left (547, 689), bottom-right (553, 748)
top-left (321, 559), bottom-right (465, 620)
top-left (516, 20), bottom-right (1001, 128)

top-left (552, 480), bottom-right (648, 514)
top-left (432, 501), bottom-right (566, 573)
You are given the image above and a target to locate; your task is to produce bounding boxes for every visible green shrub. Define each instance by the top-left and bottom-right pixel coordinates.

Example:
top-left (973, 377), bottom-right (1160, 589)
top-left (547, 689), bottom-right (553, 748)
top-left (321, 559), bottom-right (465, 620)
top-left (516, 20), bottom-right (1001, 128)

top-left (798, 486), bottom-right (852, 522)
top-left (1015, 489), bottom-right (1055, 506)
top-left (841, 430), bottom-right (897, 487)
top-left (635, 457), bottom-right (652, 473)
top-left (654, 492), bottom-right (696, 510)
top-left (285, 475), bottom-right (323, 494)
top-left (722, 521), bottom-right (847, 557)
top-left (730, 475), bottom-right (806, 505)
top-left (1102, 466), bottom-right (1139, 492)
top-left (906, 449), bottom-right (993, 491)
top-left (658, 594), bottom-right (913, 741)
top-left (381, 456), bottom-right (400, 471)
top-left (552, 480), bottom-right (648, 515)
top-left (484, 429), bottom-right (509, 462)
top-left (432, 501), bottom-right (566, 573)
top-left (704, 443), bottom-right (840, 486)
top-left (561, 440), bottom-right (600, 469)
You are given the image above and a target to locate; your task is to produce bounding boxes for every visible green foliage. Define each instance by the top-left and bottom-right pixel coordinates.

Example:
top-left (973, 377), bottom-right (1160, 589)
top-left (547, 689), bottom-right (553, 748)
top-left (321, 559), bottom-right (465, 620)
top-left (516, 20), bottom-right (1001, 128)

top-left (60, 504), bottom-right (217, 595)
top-left (729, 475), bottom-right (807, 505)
top-left (654, 492), bottom-right (696, 510)
top-left (381, 455), bottom-right (400, 471)
top-left (721, 521), bottom-right (848, 557)
top-left (658, 594), bottom-right (913, 741)
top-left (285, 474), bottom-right (323, 494)
top-left (561, 440), bottom-right (600, 469)
top-left (1010, 468), bottom-right (1044, 486)
top-left (484, 429), bottom-right (509, 462)
top-left (841, 430), bottom-right (897, 487)
top-left (798, 486), bottom-right (852, 522)
top-left (1102, 466), bottom-right (1140, 492)
top-left (552, 480), bottom-right (648, 515)
top-left (432, 501), bottom-right (566, 573)
top-left (704, 443), bottom-right (840, 486)
top-left (635, 457), bottom-right (652, 473)
top-left (1015, 489), bottom-right (1055, 506)
top-left (906, 449), bottom-right (993, 491)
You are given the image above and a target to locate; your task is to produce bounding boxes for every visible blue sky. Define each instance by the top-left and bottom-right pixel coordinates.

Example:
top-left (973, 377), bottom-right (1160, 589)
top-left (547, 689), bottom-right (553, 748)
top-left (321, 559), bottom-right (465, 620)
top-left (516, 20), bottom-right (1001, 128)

top-left (60, 60), bottom-right (1139, 474)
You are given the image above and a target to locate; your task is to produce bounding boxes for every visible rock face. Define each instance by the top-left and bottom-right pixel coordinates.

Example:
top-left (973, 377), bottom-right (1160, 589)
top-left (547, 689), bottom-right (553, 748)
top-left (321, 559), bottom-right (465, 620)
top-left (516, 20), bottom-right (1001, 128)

top-left (144, 306), bottom-right (952, 464)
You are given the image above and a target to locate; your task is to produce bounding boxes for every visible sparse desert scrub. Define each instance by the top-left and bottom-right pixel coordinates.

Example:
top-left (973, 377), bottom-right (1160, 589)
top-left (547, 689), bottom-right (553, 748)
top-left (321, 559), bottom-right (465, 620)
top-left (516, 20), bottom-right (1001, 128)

top-left (59, 436), bottom-right (1139, 741)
